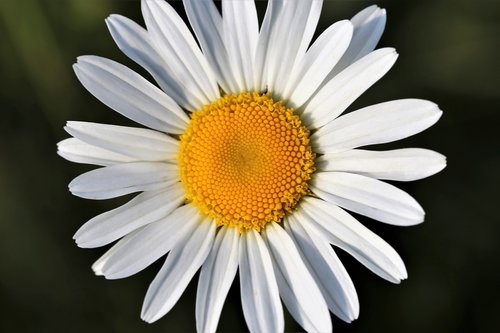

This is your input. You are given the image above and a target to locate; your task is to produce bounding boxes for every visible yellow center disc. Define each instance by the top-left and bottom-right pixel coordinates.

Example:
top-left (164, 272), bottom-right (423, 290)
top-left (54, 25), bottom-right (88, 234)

top-left (178, 92), bottom-right (315, 232)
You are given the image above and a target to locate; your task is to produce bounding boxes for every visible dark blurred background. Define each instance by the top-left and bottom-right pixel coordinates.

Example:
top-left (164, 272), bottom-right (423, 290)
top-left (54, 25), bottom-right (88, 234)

top-left (0, 0), bottom-right (498, 332)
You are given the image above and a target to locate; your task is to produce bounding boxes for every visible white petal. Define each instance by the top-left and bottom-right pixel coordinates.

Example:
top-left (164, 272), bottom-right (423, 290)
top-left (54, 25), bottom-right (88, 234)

top-left (222, 0), bottom-right (259, 92)
top-left (328, 5), bottom-right (386, 79)
top-left (284, 20), bottom-right (353, 108)
top-left (92, 204), bottom-right (200, 279)
top-left (73, 56), bottom-right (189, 133)
top-left (312, 172), bottom-right (425, 226)
top-left (105, 14), bottom-right (199, 111)
top-left (65, 121), bottom-right (179, 162)
top-left (302, 48), bottom-right (398, 129)
top-left (142, 0), bottom-right (219, 105)
top-left (284, 216), bottom-right (359, 323)
top-left (57, 138), bottom-right (134, 166)
top-left (239, 229), bottom-right (284, 333)
top-left (141, 218), bottom-right (216, 323)
top-left (182, 0), bottom-right (238, 94)
top-left (313, 99), bottom-right (443, 154)
top-left (74, 184), bottom-right (184, 248)
top-left (301, 197), bottom-right (407, 283)
top-left (253, 0), bottom-right (283, 91)
top-left (91, 227), bottom-right (144, 276)
top-left (256, 0), bottom-right (322, 93)
top-left (272, 0), bottom-right (323, 96)
top-left (317, 148), bottom-right (447, 181)
top-left (69, 162), bottom-right (178, 200)
top-left (263, 222), bottom-right (331, 333)
top-left (196, 227), bottom-right (239, 333)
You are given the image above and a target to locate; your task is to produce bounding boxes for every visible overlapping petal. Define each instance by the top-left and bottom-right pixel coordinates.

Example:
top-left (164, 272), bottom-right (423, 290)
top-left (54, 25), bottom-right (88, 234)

top-left (57, 138), bottom-right (134, 166)
top-left (73, 56), bottom-right (188, 133)
top-left (222, 0), bottom-right (259, 92)
top-left (284, 215), bottom-right (359, 322)
top-left (141, 218), bottom-right (216, 323)
top-left (302, 48), bottom-right (398, 129)
top-left (64, 121), bottom-right (179, 162)
top-left (284, 20), bottom-right (353, 109)
top-left (256, 0), bottom-right (323, 94)
top-left (263, 222), bottom-right (332, 332)
top-left (141, 0), bottom-right (219, 105)
top-left (74, 184), bottom-right (184, 248)
top-left (312, 172), bottom-right (425, 226)
top-left (196, 227), bottom-right (239, 333)
top-left (300, 197), bottom-right (408, 283)
top-left (69, 162), bottom-right (178, 200)
top-left (106, 14), bottom-right (200, 111)
top-left (92, 204), bottom-right (200, 279)
top-left (328, 5), bottom-right (387, 79)
top-left (239, 229), bottom-right (284, 333)
top-left (312, 99), bottom-right (443, 154)
top-left (182, 0), bottom-right (238, 94)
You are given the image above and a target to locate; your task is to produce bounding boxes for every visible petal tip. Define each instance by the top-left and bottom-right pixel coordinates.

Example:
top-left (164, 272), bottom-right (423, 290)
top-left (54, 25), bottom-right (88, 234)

top-left (396, 264), bottom-right (408, 282)
top-left (140, 308), bottom-right (159, 324)
top-left (75, 55), bottom-right (91, 64)
top-left (72, 229), bottom-right (80, 240)
top-left (106, 14), bottom-right (117, 21)
top-left (438, 154), bottom-right (448, 170)
top-left (56, 139), bottom-right (66, 150)
top-left (74, 232), bottom-right (95, 248)
top-left (75, 240), bottom-right (89, 249)
top-left (91, 263), bottom-right (104, 276)
top-left (63, 125), bottom-right (71, 134)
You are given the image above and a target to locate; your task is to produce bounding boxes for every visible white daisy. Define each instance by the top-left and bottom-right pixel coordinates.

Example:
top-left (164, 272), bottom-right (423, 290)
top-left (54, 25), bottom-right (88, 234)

top-left (58, 0), bottom-right (446, 332)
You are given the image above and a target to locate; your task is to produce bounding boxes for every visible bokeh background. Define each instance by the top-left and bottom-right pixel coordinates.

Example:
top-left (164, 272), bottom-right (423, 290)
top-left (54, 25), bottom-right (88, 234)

top-left (1, 0), bottom-right (498, 332)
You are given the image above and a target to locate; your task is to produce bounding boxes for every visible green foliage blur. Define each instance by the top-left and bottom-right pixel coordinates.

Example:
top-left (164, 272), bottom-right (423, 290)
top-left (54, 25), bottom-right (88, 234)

top-left (0, 0), bottom-right (498, 332)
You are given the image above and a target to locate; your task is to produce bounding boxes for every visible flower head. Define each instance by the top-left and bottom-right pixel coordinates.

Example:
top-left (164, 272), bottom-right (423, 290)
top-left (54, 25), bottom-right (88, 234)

top-left (59, 0), bottom-right (446, 332)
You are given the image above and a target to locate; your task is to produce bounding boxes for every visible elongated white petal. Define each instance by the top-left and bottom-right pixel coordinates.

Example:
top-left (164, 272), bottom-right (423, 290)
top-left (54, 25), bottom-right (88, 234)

top-left (182, 0), bottom-right (238, 94)
top-left (74, 184), bottom-right (184, 248)
top-left (312, 172), bottom-right (425, 226)
top-left (253, 0), bottom-right (283, 91)
top-left (284, 20), bottom-right (353, 108)
top-left (272, 0), bottom-right (323, 96)
top-left (303, 48), bottom-right (398, 129)
top-left (74, 56), bottom-right (188, 133)
top-left (313, 99), bottom-right (443, 154)
top-left (317, 148), bottom-right (447, 181)
top-left (301, 197), bottom-right (407, 283)
top-left (328, 5), bottom-right (386, 79)
top-left (91, 227), bottom-right (144, 276)
top-left (196, 227), bottom-right (239, 333)
top-left (222, 0), bottom-right (259, 92)
top-left (263, 222), bottom-right (331, 333)
top-left (65, 121), bottom-right (179, 162)
top-left (256, 0), bottom-right (322, 93)
top-left (142, 0), bottom-right (219, 105)
top-left (105, 14), bottom-right (199, 111)
top-left (239, 229), bottom-right (283, 333)
top-left (57, 138), bottom-right (134, 166)
top-left (285, 216), bottom-right (359, 323)
top-left (142, 218), bottom-right (216, 323)
top-left (92, 204), bottom-right (200, 279)
top-left (69, 162), bottom-right (178, 200)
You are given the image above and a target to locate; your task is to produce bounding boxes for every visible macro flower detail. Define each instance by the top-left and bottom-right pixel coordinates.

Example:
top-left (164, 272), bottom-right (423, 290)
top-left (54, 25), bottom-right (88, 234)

top-left (178, 92), bottom-right (315, 231)
top-left (58, 0), bottom-right (446, 332)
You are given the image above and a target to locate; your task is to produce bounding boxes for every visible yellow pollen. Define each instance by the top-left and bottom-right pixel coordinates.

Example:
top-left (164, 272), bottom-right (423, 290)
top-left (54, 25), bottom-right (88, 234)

top-left (178, 92), bottom-right (315, 232)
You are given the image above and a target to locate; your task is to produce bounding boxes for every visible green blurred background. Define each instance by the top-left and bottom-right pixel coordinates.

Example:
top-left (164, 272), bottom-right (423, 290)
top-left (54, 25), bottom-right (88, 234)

top-left (0, 0), bottom-right (498, 332)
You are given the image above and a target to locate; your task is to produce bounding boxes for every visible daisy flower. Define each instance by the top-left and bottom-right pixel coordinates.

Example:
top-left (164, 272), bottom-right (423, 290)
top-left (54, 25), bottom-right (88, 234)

top-left (58, 0), bottom-right (446, 332)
